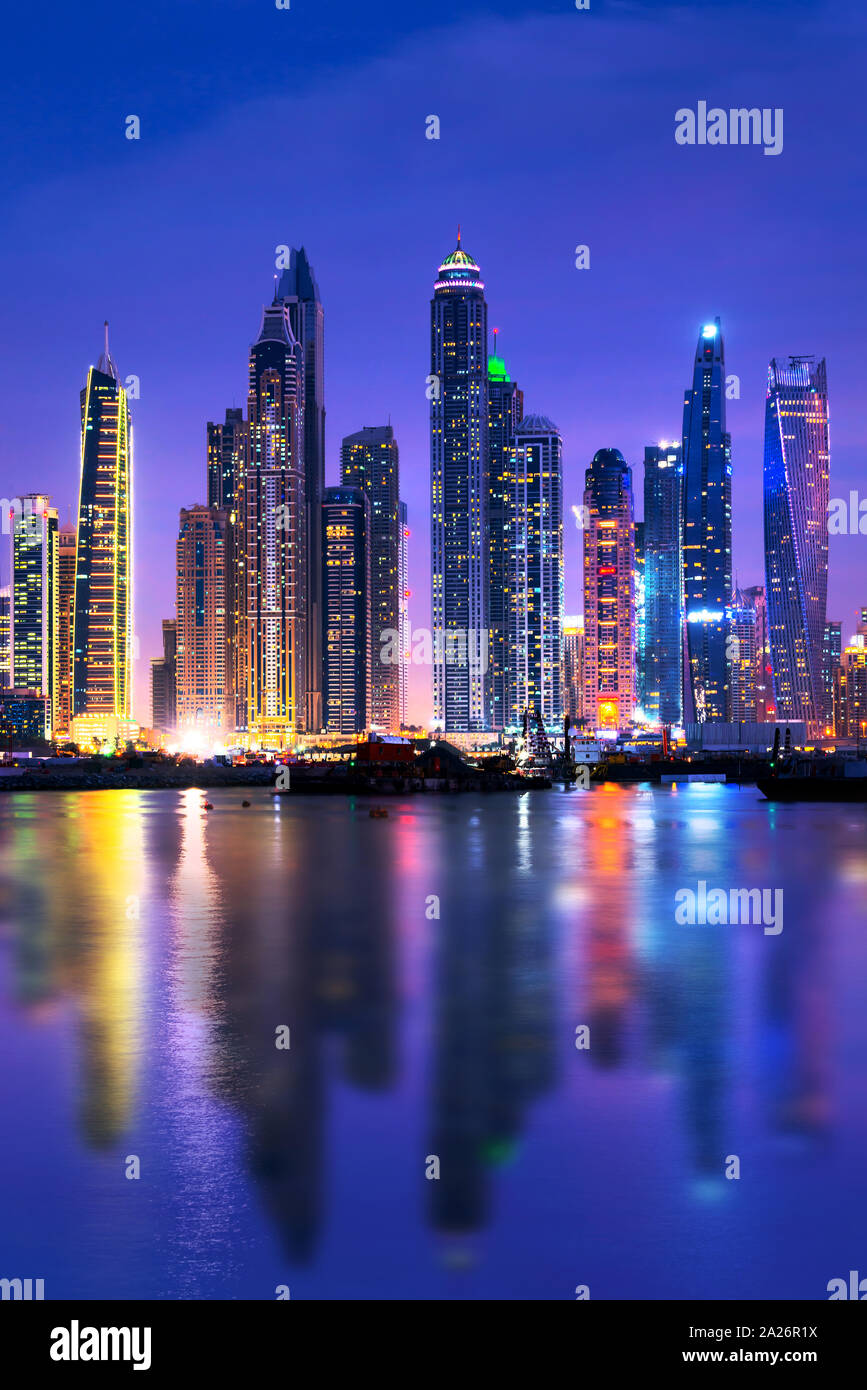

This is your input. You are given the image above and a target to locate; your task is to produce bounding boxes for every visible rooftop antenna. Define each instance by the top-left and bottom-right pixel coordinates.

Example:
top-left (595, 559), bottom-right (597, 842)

top-left (457, 223), bottom-right (461, 245)
top-left (104, 320), bottom-right (109, 361)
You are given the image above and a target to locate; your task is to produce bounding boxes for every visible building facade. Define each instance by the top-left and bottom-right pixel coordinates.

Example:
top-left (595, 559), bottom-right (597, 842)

top-left (822, 619), bottom-right (842, 735)
top-left (73, 327), bottom-right (132, 726)
top-left (341, 425), bottom-right (401, 731)
top-left (277, 248), bottom-right (325, 734)
top-left (643, 443), bottom-right (683, 724)
top-left (55, 527), bottom-right (76, 738)
top-left (0, 585), bottom-right (10, 689)
top-left (150, 619), bottom-right (177, 735)
top-left (9, 495), bottom-right (58, 737)
top-left (176, 506), bottom-right (234, 733)
top-left (563, 616), bottom-right (585, 724)
top-left (508, 415), bottom-right (563, 727)
top-left (583, 449), bottom-right (636, 730)
top-left (322, 485), bottom-right (371, 735)
top-left (728, 602), bottom-right (757, 722)
top-left (763, 357), bottom-right (830, 737)
top-left (398, 499), bottom-right (409, 728)
top-left (488, 341), bottom-right (523, 730)
top-left (207, 407), bottom-right (246, 512)
top-left (241, 295), bottom-right (306, 747)
top-left (430, 233), bottom-right (489, 731)
top-left (682, 319), bottom-right (732, 722)
top-left (740, 584), bottom-right (772, 722)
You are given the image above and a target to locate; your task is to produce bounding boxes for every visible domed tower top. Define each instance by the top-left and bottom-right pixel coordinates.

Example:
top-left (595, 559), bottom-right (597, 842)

top-left (434, 226), bottom-right (485, 293)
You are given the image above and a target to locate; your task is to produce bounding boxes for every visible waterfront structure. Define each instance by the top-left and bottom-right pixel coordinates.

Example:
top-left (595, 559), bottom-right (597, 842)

top-left (643, 442), bottom-right (683, 724)
top-left (341, 425), bottom-right (401, 731)
top-left (430, 232), bottom-right (489, 732)
top-left (9, 495), bottom-right (58, 737)
top-left (582, 449), bottom-right (636, 730)
top-left (822, 620), bottom-right (842, 735)
top-left (241, 293), bottom-right (306, 748)
top-left (763, 357), bottom-right (830, 736)
top-left (741, 583), bottom-right (772, 722)
top-left (207, 408), bottom-right (246, 512)
top-left (0, 585), bottom-right (9, 689)
top-left (398, 500), bottom-right (409, 727)
top-left (563, 616), bottom-right (585, 724)
top-left (176, 506), bottom-right (234, 733)
top-left (277, 248), bottom-right (325, 733)
top-left (150, 619), bottom-right (177, 734)
top-left (682, 319), bottom-right (732, 722)
top-left (508, 415), bottom-right (563, 727)
top-left (728, 602), bottom-right (757, 722)
top-left (73, 325), bottom-right (132, 728)
top-left (487, 338), bottom-right (523, 730)
top-left (322, 485), bottom-right (371, 734)
top-left (56, 527), bottom-right (77, 737)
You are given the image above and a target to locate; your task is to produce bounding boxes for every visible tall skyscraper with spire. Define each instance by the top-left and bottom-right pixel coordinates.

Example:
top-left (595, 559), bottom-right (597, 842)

top-left (241, 293), bottom-right (306, 747)
top-left (763, 356), bottom-right (830, 735)
top-left (583, 449), bottom-right (636, 730)
top-left (488, 332), bottom-right (523, 730)
top-left (682, 318), bottom-right (732, 722)
top-left (73, 325), bottom-right (133, 727)
top-left (430, 230), bottom-right (490, 731)
top-left (276, 248), bottom-right (325, 733)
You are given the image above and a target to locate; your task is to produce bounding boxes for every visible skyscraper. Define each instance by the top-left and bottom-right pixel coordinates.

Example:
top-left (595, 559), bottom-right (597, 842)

top-left (682, 319), bottom-right (731, 722)
top-left (643, 442), bottom-right (683, 724)
top-left (150, 619), bottom-right (177, 734)
top-left (487, 336), bottom-right (523, 730)
top-left (563, 616), bottom-right (585, 724)
top-left (9, 495), bottom-right (58, 736)
top-left (241, 294), bottom-right (306, 748)
top-left (207, 407), bottom-right (246, 512)
top-left (56, 527), bottom-right (76, 738)
top-left (176, 505), bottom-right (234, 733)
top-left (763, 356), bottom-right (830, 736)
top-left (835, 615), bottom-right (867, 742)
top-left (277, 248), bottom-right (325, 734)
top-left (430, 232), bottom-right (489, 732)
top-left (398, 500), bottom-right (409, 728)
top-left (322, 485), bottom-right (371, 734)
top-left (0, 585), bottom-right (10, 689)
top-left (741, 583), bottom-right (772, 722)
top-left (822, 619), bottom-right (842, 735)
top-left (634, 520), bottom-right (646, 716)
top-left (341, 425), bottom-right (401, 731)
top-left (583, 449), bottom-right (636, 730)
top-left (73, 325), bottom-right (132, 726)
top-left (728, 602), bottom-right (757, 722)
top-left (508, 415), bottom-right (563, 727)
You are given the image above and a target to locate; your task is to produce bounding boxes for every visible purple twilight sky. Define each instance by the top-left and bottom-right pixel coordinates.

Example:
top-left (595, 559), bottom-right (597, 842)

top-left (1, 0), bottom-right (865, 723)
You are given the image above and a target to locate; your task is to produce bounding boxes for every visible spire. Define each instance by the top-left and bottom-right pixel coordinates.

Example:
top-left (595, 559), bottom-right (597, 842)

top-left (97, 320), bottom-right (119, 382)
top-left (457, 223), bottom-right (461, 245)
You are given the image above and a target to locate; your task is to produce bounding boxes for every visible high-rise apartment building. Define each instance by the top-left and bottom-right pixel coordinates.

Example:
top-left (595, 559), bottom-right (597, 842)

top-left (508, 415), bottom-right (563, 727)
top-left (488, 338), bottom-right (523, 730)
top-left (322, 485), bottom-right (371, 735)
top-left (55, 527), bottom-right (76, 737)
top-left (9, 495), bottom-right (58, 736)
top-left (643, 443), bottom-right (683, 724)
top-left (176, 506), bottom-right (234, 732)
top-left (583, 449), bottom-right (636, 730)
top-left (150, 619), bottom-right (177, 734)
top-left (563, 616), bottom-right (585, 724)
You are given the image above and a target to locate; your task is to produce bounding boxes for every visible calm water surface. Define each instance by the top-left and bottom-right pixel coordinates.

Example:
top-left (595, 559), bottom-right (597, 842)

top-left (1, 783), bottom-right (865, 1300)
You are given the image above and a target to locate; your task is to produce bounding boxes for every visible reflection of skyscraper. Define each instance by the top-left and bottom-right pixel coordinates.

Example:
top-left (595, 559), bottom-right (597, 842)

top-left (430, 233), bottom-right (489, 732)
top-left (56, 527), bottom-right (76, 737)
top-left (583, 449), bottom-right (636, 730)
top-left (176, 505), bottom-right (234, 733)
top-left (683, 319), bottom-right (731, 723)
top-left (763, 357), bottom-right (830, 736)
top-left (488, 341), bottom-right (523, 730)
top-left (73, 326), bottom-right (132, 723)
top-left (341, 426), bottom-right (401, 731)
top-left (643, 443), bottom-right (683, 724)
top-left (242, 295), bottom-right (306, 747)
top-left (509, 415), bottom-right (563, 727)
top-left (322, 485), bottom-right (371, 734)
top-left (277, 248), bottom-right (326, 734)
top-left (9, 496), bottom-right (58, 735)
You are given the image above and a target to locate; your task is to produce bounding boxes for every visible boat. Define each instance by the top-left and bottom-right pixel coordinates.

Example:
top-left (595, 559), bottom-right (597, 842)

top-left (757, 755), bottom-right (867, 803)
